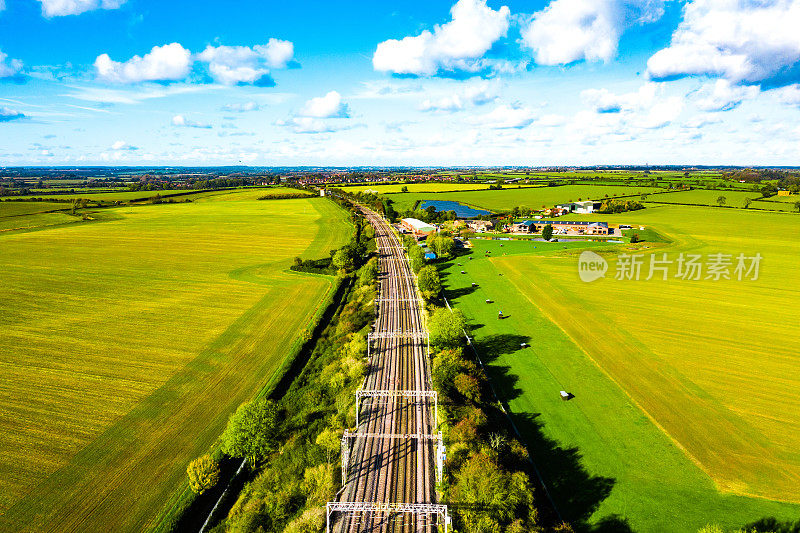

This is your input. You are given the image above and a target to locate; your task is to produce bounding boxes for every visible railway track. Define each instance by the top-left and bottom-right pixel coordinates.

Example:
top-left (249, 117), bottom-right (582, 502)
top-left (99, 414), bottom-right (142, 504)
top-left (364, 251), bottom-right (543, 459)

top-left (328, 207), bottom-right (448, 532)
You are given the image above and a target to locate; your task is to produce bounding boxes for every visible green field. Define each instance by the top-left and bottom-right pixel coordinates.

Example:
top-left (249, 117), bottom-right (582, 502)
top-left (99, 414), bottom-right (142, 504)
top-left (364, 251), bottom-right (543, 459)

top-left (386, 185), bottom-right (664, 212)
top-left (441, 205), bottom-right (800, 531)
top-left (0, 190), bottom-right (351, 531)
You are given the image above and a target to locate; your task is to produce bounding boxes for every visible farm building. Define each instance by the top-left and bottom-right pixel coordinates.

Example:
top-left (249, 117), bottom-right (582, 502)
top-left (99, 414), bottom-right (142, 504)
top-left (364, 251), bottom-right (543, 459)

top-left (555, 201), bottom-right (601, 214)
top-left (778, 190), bottom-right (792, 197)
top-left (401, 218), bottom-right (437, 236)
top-left (513, 220), bottom-right (610, 235)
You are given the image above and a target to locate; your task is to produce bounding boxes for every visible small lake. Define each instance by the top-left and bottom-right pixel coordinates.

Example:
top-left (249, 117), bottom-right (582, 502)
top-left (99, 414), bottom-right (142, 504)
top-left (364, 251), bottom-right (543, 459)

top-left (419, 200), bottom-right (492, 218)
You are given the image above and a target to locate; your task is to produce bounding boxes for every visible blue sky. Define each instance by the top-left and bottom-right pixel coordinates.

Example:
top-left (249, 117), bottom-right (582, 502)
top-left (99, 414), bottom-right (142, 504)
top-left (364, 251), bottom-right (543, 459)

top-left (1, 0), bottom-right (800, 166)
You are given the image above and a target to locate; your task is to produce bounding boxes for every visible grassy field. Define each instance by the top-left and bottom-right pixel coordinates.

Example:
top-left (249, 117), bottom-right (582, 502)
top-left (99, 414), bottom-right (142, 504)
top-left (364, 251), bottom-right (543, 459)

top-left (387, 184), bottom-right (664, 212)
top-left (644, 189), bottom-right (765, 208)
top-left (0, 201), bottom-right (78, 232)
top-left (440, 205), bottom-right (800, 531)
top-left (0, 190), bottom-right (351, 532)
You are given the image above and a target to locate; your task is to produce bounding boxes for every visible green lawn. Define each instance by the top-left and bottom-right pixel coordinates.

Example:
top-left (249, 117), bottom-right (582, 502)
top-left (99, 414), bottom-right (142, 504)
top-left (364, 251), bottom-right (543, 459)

top-left (0, 191), bottom-right (351, 532)
top-left (387, 185), bottom-right (664, 212)
top-left (440, 205), bottom-right (800, 532)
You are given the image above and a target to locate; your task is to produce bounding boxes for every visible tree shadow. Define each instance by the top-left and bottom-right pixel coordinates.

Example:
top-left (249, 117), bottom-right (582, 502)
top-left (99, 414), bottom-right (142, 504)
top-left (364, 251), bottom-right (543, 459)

top-left (446, 284), bottom-right (478, 299)
top-left (472, 333), bottom-right (531, 403)
top-left (746, 517), bottom-right (800, 533)
top-left (470, 332), bottom-right (621, 532)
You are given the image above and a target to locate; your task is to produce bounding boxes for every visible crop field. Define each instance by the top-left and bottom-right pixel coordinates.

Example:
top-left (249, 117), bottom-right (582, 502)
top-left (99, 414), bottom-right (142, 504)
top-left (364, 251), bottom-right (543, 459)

top-left (387, 184), bottom-right (664, 212)
top-left (332, 182), bottom-right (499, 194)
top-left (23, 189), bottom-right (194, 201)
top-left (0, 190), bottom-right (351, 531)
top-left (440, 205), bottom-right (800, 531)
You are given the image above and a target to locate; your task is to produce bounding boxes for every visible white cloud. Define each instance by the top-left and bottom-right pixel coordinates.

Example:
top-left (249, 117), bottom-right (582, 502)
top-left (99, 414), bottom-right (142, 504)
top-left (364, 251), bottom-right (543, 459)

top-left (419, 80), bottom-right (499, 112)
top-left (683, 114), bottom-right (722, 128)
top-left (372, 0), bottom-right (510, 76)
top-left (0, 0), bottom-right (5, 12)
top-left (196, 39), bottom-right (293, 85)
top-left (95, 43), bottom-right (191, 84)
top-left (278, 117), bottom-right (354, 134)
top-left (464, 80), bottom-right (500, 105)
top-left (0, 49), bottom-right (23, 78)
top-left (581, 83), bottom-right (683, 128)
top-left (470, 103), bottom-right (535, 129)
top-left (647, 0), bottom-right (800, 86)
top-left (538, 113), bottom-right (565, 127)
top-left (634, 96), bottom-right (683, 128)
top-left (522, 0), bottom-right (665, 65)
top-left (65, 84), bottom-right (217, 104)
top-left (420, 95), bottom-right (463, 112)
top-left (38, 0), bottom-right (125, 17)
top-left (0, 107), bottom-right (25, 122)
top-left (222, 101), bottom-right (260, 112)
top-left (111, 140), bottom-right (138, 150)
top-left (695, 79), bottom-right (759, 112)
top-left (581, 88), bottom-right (625, 113)
top-left (772, 83), bottom-right (800, 105)
top-left (299, 91), bottom-right (350, 118)
top-left (172, 115), bottom-right (211, 129)
top-left (94, 39), bottom-right (293, 85)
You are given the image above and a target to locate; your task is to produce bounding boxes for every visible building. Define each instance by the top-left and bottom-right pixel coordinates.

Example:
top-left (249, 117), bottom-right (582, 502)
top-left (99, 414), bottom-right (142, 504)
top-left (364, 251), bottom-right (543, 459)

top-left (778, 189), bottom-right (792, 196)
top-left (555, 200), bottom-right (601, 214)
top-left (511, 220), bottom-right (537, 232)
top-left (466, 219), bottom-right (495, 232)
top-left (513, 220), bottom-right (610, 235)
top-left (401, 218), bottom-right (437, 236)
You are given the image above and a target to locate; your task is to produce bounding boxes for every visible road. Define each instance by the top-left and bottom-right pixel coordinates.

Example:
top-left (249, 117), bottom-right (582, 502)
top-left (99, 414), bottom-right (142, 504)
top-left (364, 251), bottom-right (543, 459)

top-left (328, 206), bottom-right (446, 532)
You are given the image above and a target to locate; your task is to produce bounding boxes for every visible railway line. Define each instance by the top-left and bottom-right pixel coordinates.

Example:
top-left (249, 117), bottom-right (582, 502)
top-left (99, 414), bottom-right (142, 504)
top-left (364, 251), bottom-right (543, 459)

top-left (327, 207), bottom-right (449, 532)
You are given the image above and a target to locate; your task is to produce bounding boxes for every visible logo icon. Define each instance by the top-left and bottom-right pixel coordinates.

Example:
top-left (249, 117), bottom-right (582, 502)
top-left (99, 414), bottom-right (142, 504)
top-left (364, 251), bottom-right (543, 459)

top-left (578, 251), bottom-right (607, 282)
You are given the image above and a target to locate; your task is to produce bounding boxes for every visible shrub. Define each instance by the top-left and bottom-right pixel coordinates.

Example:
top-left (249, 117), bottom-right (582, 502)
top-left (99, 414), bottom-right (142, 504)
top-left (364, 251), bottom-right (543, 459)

top-left (186, 454), bottom-right (220, 494)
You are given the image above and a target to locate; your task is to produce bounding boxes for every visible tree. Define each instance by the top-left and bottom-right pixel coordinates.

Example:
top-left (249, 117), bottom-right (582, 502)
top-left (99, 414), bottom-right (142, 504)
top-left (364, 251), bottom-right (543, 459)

top-left (795, 201), bottom-right (800, 213)
top-left (454, 373), bottom-right (480, 402)
top-left (408, 244), bottom-right (426, 273)
top-left (332, 247), bottom-right (355, 271)
top-left (400, 185), bottom-right (409, 192)
top-left (187, 454), bottom-right (220, 494)
top-left (541, 223), bottom-right (553, 241)
top-left (451, 452), bottom-right (537, 532)
top-left (315, 427), bottom-right (341, 464)
top-left (716, 195), bottom-right (727, 207)
top-left (221, 398), bottom-right (279, 466)
top-left (417, 265), bottom-right (442, 300)
top-left (744, 198), bottom-right (752, 209)
top-left (428, 307), bottom-right (467, 348)
top-left (429, 234), bottom-right (455, 259)
top-left (432, 348), bottom-right (470, 392)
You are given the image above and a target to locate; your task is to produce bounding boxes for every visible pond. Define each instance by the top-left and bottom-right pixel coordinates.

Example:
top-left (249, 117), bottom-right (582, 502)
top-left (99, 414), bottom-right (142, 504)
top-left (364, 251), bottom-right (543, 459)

top-left (419, 200), bottom-right (492, 218)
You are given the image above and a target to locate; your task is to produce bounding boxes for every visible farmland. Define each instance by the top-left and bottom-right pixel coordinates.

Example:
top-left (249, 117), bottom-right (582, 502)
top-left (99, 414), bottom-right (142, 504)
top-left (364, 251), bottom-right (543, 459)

top-left (0, 189), bottom-right (351, 531)
top-left (439, 205), bottom-right (800, 531)
top-left (386, 184), bottom-right (665, 212)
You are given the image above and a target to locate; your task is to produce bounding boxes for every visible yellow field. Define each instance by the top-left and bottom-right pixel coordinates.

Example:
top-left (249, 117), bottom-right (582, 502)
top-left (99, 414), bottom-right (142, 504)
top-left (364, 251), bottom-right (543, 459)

top-left (0, 191), bottom-right (351, 531)
top-left (494, 206), bottom-right (800, 502)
